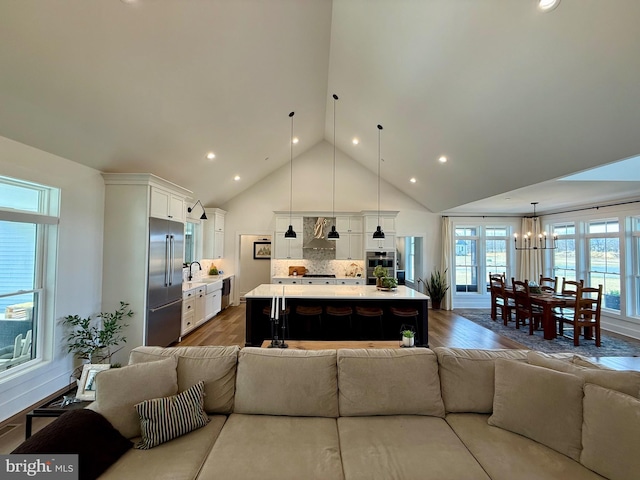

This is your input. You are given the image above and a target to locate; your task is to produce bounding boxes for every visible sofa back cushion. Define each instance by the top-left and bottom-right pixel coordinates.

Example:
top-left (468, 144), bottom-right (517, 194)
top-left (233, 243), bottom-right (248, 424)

top-left (528, 351), bottom-right (640, 398)
top-left (129, 345), bottom-right (239, 414)
top-left (88, 356), bottom-right (178, 439)
top-left (234, 348), bottom-right (339, 417)
top-left (581, 384), bottom-right (640, 480)
top-left (434, 347), bottom-right (529, 413)
top-left (488, 359), bottom-right (585, 461)
top-left (337, 348), bottom-right (444, 417)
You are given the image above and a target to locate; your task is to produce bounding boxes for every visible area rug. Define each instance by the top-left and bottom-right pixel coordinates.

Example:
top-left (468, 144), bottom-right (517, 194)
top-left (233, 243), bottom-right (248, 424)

top-left (454, 309), bottom-right (640, 357)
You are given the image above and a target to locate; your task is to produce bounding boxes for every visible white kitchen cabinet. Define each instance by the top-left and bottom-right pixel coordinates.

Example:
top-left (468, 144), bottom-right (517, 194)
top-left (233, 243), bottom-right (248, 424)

top-left (337, 278), bottom-right (365, 285)
top-left (336, 233), bottom-right (363, 260)
top-left (204, 280), bottom-right (223, 320)
top-left (364, 215), bottom-right (396, 234)
top-left (365, 233), bottom-right (396, 252)
top-left (150, 186), bottom-right (186, 222)
top-left (194, 286), bottom-right (206, 326)
top-left (182, 294), bottom-right (196, 335)
top-left (203, 208), bottom-right (226, 259)
top-left (274, 215), bottom-right (303, 259)
top-left (303, 278), bottom-right (337, 285)
top-left (102, 173), bottom-right (192, 363)
top-left (272, 277), bottom-right (303, 285)
top-left (336, 216), bottom-right (363, 233)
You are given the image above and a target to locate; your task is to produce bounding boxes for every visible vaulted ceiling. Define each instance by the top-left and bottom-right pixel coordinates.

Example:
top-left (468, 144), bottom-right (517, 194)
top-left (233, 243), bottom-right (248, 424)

top-left (1, 0), bottom-right (640, 215)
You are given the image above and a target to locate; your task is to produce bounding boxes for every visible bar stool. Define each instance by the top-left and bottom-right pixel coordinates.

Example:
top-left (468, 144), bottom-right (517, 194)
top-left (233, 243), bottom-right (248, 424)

top-left (295, 305), bottom-right (323, 338)
top-left (390, 307), bottom-right (419, 340)
top-left (355, 306), bottom-right (384, 339)
top-left (325, 306), bottom-right (354, 339)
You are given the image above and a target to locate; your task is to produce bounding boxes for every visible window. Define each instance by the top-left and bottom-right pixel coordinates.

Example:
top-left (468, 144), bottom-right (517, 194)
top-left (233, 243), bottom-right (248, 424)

top-left (587, 219), bottom-right (620, 311)
top-left (632, 217), bottom-right (640, 316)
top-left (485, 227), bottom-right (508, 283)
top-left (552, 222), bottom-right (577, 281)
top-left (184, 221), bottom-right (200, 264)
top-left (455, 227), bottom-right (478, 292)
top-left (0, 176), bottom-right (59, 373)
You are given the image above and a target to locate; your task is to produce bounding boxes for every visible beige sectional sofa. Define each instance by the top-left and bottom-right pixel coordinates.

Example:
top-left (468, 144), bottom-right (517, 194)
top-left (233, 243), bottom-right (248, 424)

top-left (82, 346), bottom-right (640, 479)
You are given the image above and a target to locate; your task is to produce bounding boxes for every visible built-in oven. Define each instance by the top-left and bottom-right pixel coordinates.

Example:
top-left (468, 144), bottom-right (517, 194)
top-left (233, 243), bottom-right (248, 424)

top-left (366, 251), bottom-right (396, 285)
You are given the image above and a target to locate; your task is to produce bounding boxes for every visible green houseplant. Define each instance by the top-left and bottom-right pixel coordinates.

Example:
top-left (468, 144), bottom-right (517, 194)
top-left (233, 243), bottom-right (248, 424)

top-left (425, 269), bottom-right (449, 310)
top-left (373, 265), bottom-right (388, 287)
top-left (61, 301), bottom-right (134, 365)
top-left (381, 276), bottom-right (398, 290)
top-left (401, 329), bottom-right (415, 347)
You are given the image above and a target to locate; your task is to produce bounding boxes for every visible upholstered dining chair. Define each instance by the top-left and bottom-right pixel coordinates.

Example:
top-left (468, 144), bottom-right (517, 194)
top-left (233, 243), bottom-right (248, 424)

top-left (489, 274), bottom-right (514, 325)
top-left (559, 284), bottom-right (603, 347)
top-left (539, 275), bottom-right (558, 293)
top-left (512, 279), bottom-right (543, 335)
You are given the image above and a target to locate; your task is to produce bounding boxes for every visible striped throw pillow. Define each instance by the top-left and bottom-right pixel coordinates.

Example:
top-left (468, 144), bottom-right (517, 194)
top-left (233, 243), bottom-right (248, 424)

top-left (134, 381), bottom-right (210, 449)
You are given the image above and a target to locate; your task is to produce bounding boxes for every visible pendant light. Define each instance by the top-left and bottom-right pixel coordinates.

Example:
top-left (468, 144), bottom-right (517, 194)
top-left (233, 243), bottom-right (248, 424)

top-left (327, 94), bottom-right (340, 240)
top-left (284, 111), bottom-right (297, 239)
top-left (372, 124), bottom-right (385, 239)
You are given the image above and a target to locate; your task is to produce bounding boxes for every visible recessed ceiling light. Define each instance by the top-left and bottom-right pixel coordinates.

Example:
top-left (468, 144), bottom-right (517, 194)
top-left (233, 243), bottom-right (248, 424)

top-left (352, 138), bottom-right (359, 145)
top-left (292, 137), bottom-right (299, 144)
top-left (438, 156), bottom-right (448, 163)
top-left (410, 177), bottom-right (417, 183)
top-left (234, 175), bottom-right (240, 181)
top-left (537, 0), bottom-right (560, 12)
top-left (206, 152), bottom-right (216, 160)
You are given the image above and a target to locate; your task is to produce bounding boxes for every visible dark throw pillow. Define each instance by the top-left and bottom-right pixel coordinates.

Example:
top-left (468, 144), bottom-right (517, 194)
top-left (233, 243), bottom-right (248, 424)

top-left (12, 408), bottom-right (132, 480)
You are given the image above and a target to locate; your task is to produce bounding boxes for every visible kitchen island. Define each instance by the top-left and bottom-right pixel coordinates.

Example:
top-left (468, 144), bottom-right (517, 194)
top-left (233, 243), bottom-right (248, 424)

top-left (244, 284), bottom-right (430, 347)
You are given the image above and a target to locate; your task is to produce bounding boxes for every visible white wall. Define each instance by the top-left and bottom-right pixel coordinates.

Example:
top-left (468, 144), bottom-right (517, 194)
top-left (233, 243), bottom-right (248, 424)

top-left (238, 235), bottom-right (272, 298)
top-left (221, 141), bottom-right (441, 285)
top-left (0, 136), bottom-right (104, 421)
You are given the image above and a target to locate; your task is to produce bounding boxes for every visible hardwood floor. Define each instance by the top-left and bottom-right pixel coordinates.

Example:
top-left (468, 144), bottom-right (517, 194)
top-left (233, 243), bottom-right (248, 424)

top-left (2, 303), bottom-right (639, 454)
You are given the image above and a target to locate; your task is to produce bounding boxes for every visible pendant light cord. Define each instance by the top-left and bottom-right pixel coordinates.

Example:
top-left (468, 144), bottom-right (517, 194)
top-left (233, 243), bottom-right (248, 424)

top-left (377, 124), bottom-right (383, 226)
top-left (289, 111), bottom-right (294, 224)
top-left (332, 95), bottom-right (337, 218)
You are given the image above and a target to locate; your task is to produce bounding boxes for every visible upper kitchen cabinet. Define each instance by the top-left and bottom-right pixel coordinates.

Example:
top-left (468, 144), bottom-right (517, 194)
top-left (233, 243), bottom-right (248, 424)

top-left (336, 215), bottom-right (363, 233)
top-left (150, 185), bottom-right (187, 222)
top-left (203, 208), bottom-right (227, 259)
top-left (363, 211), bottom-right (398, 252)
top-left (274, 215), bottom-right (303, 259)
top-left (335, 215), bottom-right (363, 260)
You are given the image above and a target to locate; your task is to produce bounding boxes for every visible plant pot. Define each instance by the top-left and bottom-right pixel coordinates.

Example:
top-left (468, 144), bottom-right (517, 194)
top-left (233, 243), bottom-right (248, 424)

top-left (376, 277), bottom-right (383, 288)
top-left (431, 299), bottom-right (442, 310)
top-left (402, 336), bottom-right (415, 347)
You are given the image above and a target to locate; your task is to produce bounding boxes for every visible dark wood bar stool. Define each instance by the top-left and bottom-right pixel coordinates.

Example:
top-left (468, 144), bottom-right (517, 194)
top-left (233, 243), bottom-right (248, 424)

top-left (325, 306), bottom-right (354, 339)
top-left (355, 306), bottom-right (384, 339)
top-left (390, 306), bottom-right (419, 338)
top-left (295, 305), bottom-right (323, 337)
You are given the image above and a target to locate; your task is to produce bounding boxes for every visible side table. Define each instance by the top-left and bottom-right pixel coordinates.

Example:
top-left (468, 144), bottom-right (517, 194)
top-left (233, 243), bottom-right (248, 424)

top-left (25, 394), bottom-right (91, 439)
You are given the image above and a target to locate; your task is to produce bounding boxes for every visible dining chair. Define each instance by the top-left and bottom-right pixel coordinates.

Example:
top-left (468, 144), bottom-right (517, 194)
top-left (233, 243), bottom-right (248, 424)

top-left (539, 275), bottom-right (558, 293)
top-left (512, 279), bottom-right (543, 334)
top-left (559, 284), bottom-right (603, 346)
top-left (489, 274), bottom-right (514, 325)
top-left (553, 278), bottom-right (584, 323)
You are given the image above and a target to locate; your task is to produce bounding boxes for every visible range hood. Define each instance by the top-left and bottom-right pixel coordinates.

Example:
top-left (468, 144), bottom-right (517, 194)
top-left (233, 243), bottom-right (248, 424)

top-left (303, 217), bottom-right (336, 250)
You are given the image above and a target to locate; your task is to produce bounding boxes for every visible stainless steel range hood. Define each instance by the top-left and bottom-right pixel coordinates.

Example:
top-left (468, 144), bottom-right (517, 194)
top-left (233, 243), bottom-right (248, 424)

top-left (303, 217), bottom-right (336, 250)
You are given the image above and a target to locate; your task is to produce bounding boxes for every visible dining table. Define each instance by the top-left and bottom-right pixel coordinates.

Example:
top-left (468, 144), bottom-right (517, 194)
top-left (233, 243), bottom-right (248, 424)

top-left (528, 292), bottom-right (576, 340)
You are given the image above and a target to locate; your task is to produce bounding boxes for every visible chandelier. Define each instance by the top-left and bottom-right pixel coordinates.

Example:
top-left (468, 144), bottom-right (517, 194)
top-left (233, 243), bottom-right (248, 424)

top-left (514, 202), bottom-right (557, 251)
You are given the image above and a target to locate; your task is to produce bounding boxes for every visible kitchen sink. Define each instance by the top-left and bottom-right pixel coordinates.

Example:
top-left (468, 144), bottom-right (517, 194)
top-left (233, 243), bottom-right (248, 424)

top-left (206, 279), bottom-right (223, 293)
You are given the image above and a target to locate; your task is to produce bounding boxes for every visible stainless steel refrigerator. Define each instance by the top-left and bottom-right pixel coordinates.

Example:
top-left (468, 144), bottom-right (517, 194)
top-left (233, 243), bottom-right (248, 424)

top-left (147, 218), bottom-right (183, 346)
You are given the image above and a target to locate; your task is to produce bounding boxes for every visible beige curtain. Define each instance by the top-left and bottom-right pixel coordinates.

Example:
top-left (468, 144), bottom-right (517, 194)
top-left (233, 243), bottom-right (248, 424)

top-left (517, 217), bottom-right (543, 283)
top-left (441, 217), bottom-right (453, 310)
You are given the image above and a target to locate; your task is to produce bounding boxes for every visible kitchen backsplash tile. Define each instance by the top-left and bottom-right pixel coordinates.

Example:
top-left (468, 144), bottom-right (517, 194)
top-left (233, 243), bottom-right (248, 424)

top-left (272, 259), bottom-right (364, 278)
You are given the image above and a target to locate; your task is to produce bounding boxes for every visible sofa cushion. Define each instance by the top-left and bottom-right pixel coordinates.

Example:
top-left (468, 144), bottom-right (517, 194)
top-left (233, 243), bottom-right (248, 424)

top-left (129, 345), bottom-right (238, 414)
top-left (11, 409), bottom-right (132, 480)
top-left (488, 359), bottom-right (584, 461)
top-left (528, 351), bottom-right (640, 398)
top-left (234, 347), bottom-right (338, 417)
top-left (581, 384), bottom-right (640, 480)
top-left (198, 414), bottom-right (344, 480)
top-left (338, 416), bottom-right (490, 480)
top-left (571, 355), bottom-right (612, 370)
top-left (337, 348), bottom-right (444, 417)
top-left (98, 415), bottom-right (226, 480)
top-left (446, 413), bottom-right (605, 480)
top-left (434, 347), bottom-right (529, 413)
top-left (135, 381), bottom-right (210, 449)
top-left (88, 356), bottom-right (178, 438)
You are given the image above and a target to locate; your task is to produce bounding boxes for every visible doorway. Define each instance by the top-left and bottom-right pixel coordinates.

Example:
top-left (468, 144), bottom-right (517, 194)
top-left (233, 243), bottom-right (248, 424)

top-left (238, 234), bottom-right (272, 300)
top-left (396, 236), bottom-right (424, 291)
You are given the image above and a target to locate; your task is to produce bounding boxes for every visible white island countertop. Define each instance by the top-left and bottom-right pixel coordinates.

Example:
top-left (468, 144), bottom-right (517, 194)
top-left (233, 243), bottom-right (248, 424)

top-left (245, 284), bottom-right (429, 300)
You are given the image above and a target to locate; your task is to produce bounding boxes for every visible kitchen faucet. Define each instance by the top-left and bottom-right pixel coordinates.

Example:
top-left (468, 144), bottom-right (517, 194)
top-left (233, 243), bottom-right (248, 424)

top-left (188, 261), bottom-right (202, 281)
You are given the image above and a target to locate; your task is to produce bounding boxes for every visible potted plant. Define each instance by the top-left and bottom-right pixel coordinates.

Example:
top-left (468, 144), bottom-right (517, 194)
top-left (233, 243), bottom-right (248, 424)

top-left (373, 265), bottom-right (388, 287)
top-left (401, 329), bottom-right (415, 347)
top-left (425, 269), bottom-right (449, 310)
top-left (381, 276), bottom-right (398, 290)
top-left (61, 301), bottom-right (134, 367)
